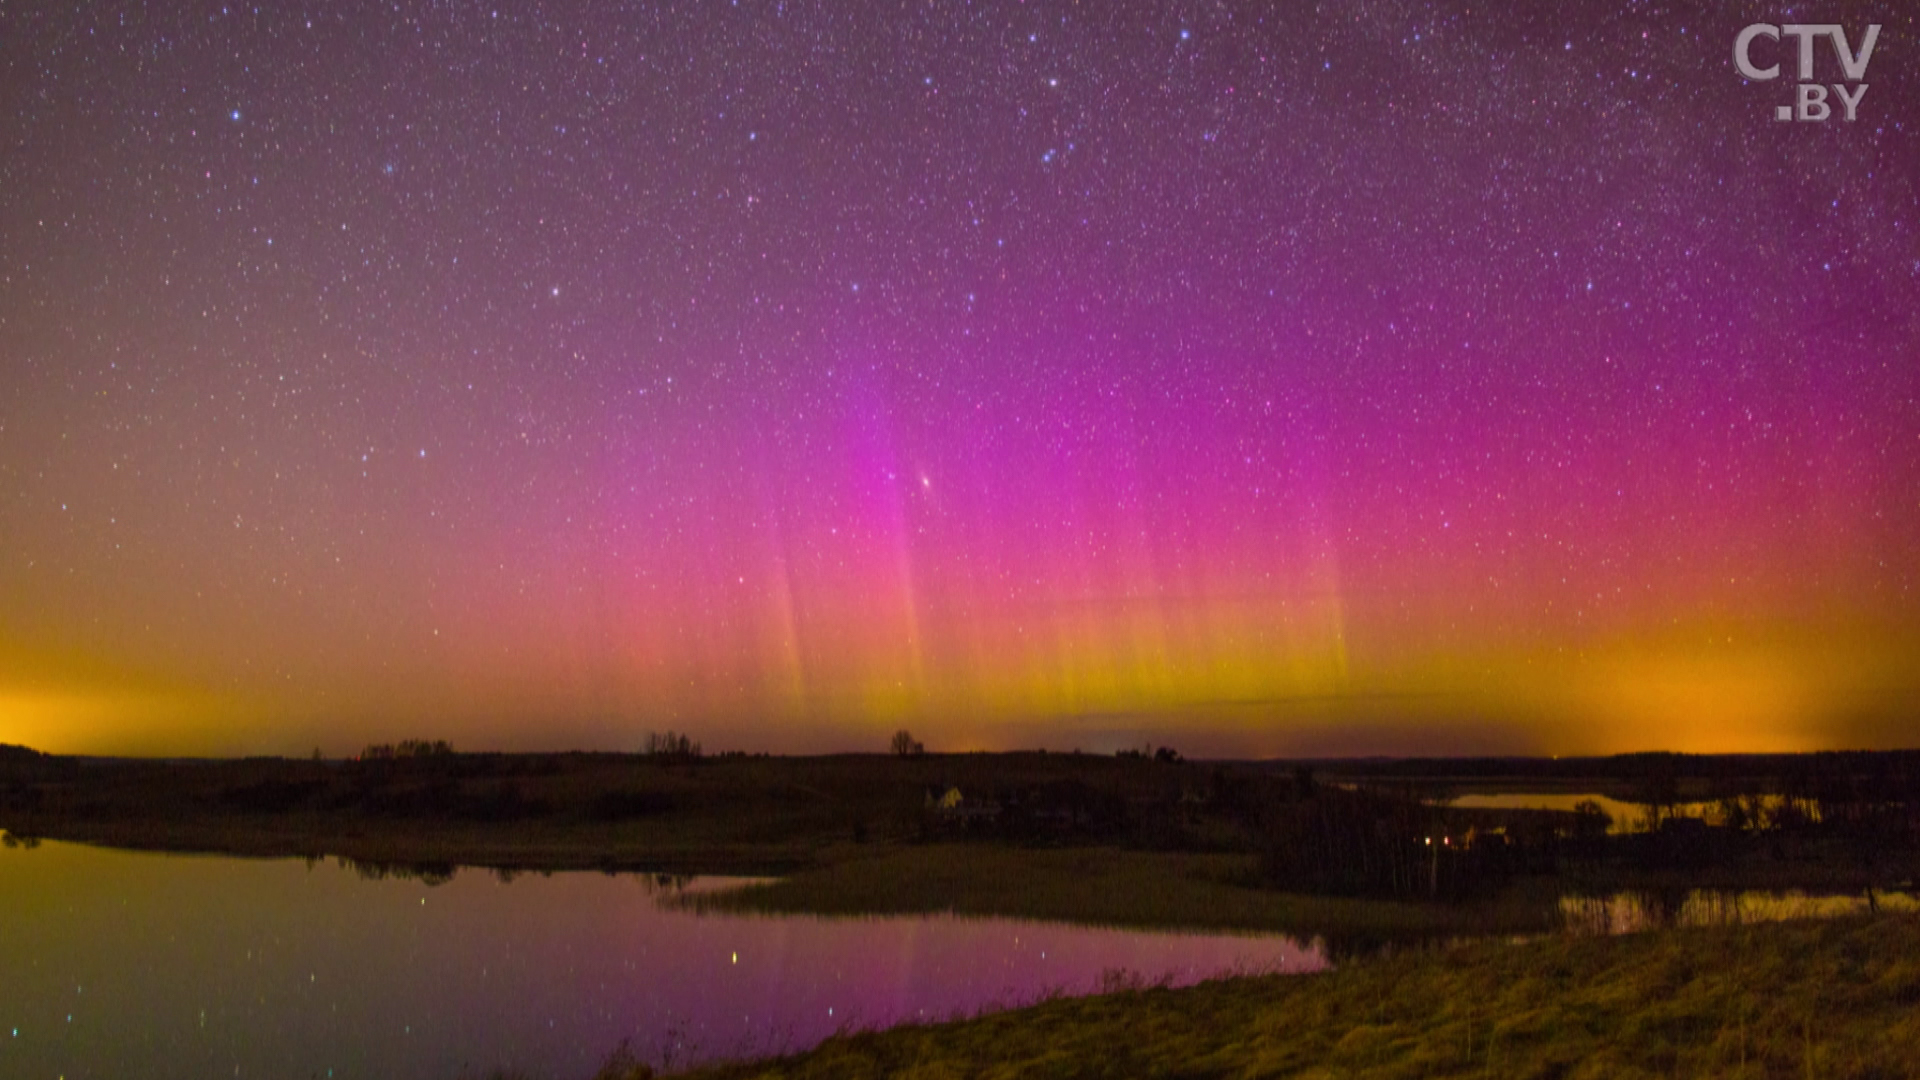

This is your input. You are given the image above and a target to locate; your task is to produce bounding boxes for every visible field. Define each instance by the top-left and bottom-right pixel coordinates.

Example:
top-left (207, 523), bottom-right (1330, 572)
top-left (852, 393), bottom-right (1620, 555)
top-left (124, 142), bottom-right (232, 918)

top-left (682, 845), bottom-right (1562, 947)
top-left (673, 913), bottom-right (1920, 1080)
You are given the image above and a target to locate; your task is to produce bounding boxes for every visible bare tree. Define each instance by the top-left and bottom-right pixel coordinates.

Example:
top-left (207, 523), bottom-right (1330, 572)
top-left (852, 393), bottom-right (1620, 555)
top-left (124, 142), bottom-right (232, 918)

top-left (644, 731), bottom-right (701, 759)
top-left (890, 730), bottom-right (925, 757)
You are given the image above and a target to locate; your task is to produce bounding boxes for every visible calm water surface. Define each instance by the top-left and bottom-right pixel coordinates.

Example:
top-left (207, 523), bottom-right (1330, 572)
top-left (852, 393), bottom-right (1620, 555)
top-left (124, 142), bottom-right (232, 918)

top-left (1448, 792), bottom-right (1648, 830)
top-left (1562, 887), bottom-right (1919, 935)
top-left (0, 839), bottom-right (1321, 1079)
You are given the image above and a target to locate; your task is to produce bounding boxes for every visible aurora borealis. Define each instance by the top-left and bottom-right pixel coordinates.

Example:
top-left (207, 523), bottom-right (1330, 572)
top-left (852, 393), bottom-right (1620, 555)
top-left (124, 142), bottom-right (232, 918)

top-left (2, 1), bottom-right (1916, 757)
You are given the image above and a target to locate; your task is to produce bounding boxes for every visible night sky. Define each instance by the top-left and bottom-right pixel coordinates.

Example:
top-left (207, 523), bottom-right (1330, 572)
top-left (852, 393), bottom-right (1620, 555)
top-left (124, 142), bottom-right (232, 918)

top-left (3, 1), bottom-right (1916, 757)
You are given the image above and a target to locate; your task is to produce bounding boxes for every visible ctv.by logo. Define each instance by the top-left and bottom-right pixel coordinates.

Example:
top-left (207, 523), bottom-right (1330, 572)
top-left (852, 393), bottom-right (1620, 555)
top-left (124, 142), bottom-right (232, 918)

top-left (1734, 23), bottom-right (1880, 121)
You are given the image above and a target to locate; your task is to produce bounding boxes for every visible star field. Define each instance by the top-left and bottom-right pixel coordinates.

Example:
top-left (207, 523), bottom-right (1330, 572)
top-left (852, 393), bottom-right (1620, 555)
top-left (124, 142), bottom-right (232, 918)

top-left (2, 0), bottom-right (1917, 755)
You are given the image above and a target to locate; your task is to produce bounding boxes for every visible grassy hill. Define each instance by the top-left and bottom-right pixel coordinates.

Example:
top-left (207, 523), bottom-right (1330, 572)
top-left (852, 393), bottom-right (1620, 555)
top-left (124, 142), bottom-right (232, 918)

top-left (673, 913), bottom-right (1920, 1080)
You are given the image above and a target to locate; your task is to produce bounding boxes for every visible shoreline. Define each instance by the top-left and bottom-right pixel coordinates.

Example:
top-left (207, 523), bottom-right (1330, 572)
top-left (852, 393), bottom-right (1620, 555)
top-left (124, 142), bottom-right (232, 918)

top-left (670, 913), bottom-right (1920, 1079)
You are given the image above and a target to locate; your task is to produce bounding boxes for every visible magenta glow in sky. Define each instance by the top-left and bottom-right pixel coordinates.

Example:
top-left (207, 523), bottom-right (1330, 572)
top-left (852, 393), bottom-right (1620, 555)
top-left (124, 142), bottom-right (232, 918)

top-left (1, 1), bottom-right (1916, 756)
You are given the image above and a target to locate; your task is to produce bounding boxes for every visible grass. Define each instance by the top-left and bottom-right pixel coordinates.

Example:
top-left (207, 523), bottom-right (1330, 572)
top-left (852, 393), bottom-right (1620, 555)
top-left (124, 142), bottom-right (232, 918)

top-left (674, 913), bottom-right (1920, 1079)
top-left (682, 845), bottom-right (1562, 946)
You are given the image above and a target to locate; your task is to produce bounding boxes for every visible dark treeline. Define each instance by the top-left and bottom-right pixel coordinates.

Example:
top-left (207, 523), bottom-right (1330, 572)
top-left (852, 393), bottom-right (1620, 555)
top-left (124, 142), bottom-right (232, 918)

top-left (6, 743), bottom-right (1919, 901)
top-left (358, 739), bottom-right (454, 760)
top-left (1248, 762), bottom-right (1920, 900)
top-left (641, 731), bottom-right (703, 760)
top-left (0, 742), bottom-right (71, 778)
top-left (920, 753), bottom-right (1920, 900)
top-left (915, 762), bottom-right (1533, 898)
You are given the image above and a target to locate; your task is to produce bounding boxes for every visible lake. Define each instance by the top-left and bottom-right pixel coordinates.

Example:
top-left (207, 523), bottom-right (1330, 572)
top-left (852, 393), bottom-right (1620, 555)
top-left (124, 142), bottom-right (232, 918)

top-left (1450, 790), bottom-right (1837, 836)
top-left (1446, 791), bottom-right (1648, 831)
top-left (0, 838), bottom-right (1321, 1079)
top-left (1561, 886), bottom-right (1918, 935)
